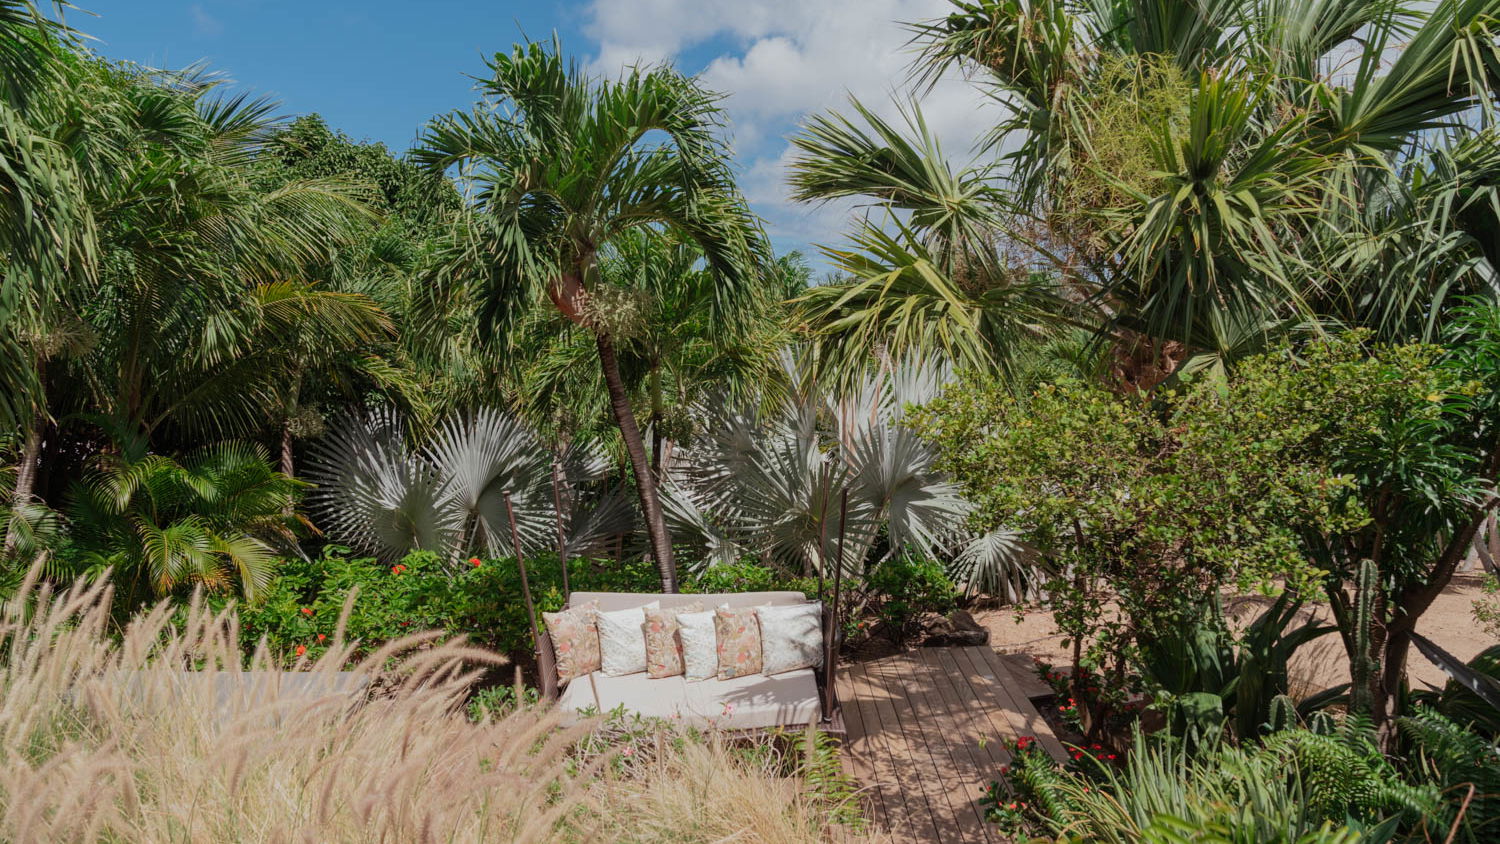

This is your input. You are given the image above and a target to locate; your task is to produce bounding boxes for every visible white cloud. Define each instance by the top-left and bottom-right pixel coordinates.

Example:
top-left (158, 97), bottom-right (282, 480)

top-left (583, 0), bottom-right (1001, 255)
top-left (189, 4), bottom-right (223, 38)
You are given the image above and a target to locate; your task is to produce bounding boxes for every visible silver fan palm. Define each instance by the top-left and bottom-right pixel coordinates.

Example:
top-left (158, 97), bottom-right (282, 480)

top-left (307, 406), bottom-right (621, 564)
top-left (669, 355), bottom-right (1042, 596)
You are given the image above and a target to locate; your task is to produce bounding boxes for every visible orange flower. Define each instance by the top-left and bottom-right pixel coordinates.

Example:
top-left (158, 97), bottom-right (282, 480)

top-left (300, 607), bottom-right (313, 616)
top-left (295, 645), bottom-right (307, 657)
top-left (317, 634), bottom-right (327, 642)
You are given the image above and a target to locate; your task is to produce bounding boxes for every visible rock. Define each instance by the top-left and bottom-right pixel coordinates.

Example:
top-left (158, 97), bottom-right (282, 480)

top-left (920, 609), bottom-right (990, 647)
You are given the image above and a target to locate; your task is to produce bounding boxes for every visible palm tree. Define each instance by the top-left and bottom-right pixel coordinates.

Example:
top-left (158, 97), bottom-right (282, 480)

top-left (416, 39), bottom-right (770, 591)
top-left (508, 230), bottom-right (804, 478)
top-left (666, 357), bottom-right (1039, 598)
top-left (66, 439), bottom-right (304, 605)
top-left (789, 0), bottom-right (1500, 382)
top-left (0, 5), bottom-right (95, 519)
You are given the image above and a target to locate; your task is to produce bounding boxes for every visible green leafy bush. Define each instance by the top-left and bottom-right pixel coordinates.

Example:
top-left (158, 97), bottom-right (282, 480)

top-left (685, 559), bottom-right (820, 599)
top-left (865, 555), bottom-right (957, 644)
top-left (997, 721), bottom-right (1432, 843)
top-left (234, 546), bottom-right (660, 661)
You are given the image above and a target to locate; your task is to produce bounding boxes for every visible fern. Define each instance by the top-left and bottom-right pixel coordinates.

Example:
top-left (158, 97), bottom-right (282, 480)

top-left (1399, 708), bottom-right (1500, 843)
top-left (1260, 715), bottom-right (1439, 824)
top-left (791, 727), bottom-right (865, 830)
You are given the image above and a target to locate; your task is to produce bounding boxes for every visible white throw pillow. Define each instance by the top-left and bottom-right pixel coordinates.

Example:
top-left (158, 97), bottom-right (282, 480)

top-left (678, 605), bottom-right (727, 681)
top-left (597, 601), bottom-right (659, 676)
top-left (756, 603), bottom-right (824, 676)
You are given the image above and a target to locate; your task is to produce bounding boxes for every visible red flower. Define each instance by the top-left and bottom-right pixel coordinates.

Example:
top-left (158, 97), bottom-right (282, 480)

top-left (300, 607), bottom-right (313, 616)
top-left (469, 557), bottom-right (482, 567)
top-left (295, 645), bottom-right (307, 657)
top-left (1016, 736), bottom-right (1034, 750)
top-left (391, 566), bottom-right (400, 574)
top-left (317, 634), bottom-right (327, 642)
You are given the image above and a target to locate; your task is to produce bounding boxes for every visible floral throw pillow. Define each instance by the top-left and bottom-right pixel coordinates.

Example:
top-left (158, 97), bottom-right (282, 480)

top-left (714, 606), bottom-right (763, 680)
top-left (542, 600), bottom-right (600, 684)
top-left (642, 601), bottom-right (705, 678)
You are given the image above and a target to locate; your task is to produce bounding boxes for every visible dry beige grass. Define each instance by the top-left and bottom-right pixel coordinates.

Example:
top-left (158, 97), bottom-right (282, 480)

top-left (573, 735), bottom-right (884, 844)
top-left (0, 571), bottom-right (873, 843)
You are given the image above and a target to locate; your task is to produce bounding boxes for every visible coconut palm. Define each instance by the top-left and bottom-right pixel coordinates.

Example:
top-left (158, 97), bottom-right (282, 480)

top-left (416, 39), bottom-right (770, 591)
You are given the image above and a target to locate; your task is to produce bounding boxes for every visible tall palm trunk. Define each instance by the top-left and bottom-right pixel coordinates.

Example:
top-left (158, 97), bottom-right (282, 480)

top-left (596, 332), bottom-right (678, 591)
top-left (4, 410), bottom-right (43, 556)
top-left (649, 364), bottom-right (664, 479)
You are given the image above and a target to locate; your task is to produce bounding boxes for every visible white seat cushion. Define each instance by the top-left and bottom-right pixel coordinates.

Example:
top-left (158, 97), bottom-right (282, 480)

top-left (588, 667), bottom-right (821, 730)
top-left (683, 669), bottom-right (821, 730)
top-left (557, 673), bottom-right (600, 724)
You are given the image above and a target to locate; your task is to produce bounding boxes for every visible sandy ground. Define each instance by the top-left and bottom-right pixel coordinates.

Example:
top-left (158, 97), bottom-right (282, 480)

top-left (972, 573), bottom-right (1495, 696)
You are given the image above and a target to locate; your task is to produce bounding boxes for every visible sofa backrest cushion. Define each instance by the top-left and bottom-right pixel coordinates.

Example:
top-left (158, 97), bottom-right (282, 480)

top-left (569, 591), bottom-right (808, 612)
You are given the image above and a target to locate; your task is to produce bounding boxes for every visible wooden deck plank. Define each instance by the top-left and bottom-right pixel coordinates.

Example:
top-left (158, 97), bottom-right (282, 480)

top-left (897, 652), bottom-right (992, 844)
top-left (966, 646), bottom-right (1071, 764)
top-left (842, 662), bottom-right (899, 831)
top-left (946, 646), bottom-right (1030, 759)
top-left (914, 649), bottom-right (1002, 843)
top-left (853, 660), bottom-right (938, 841)
top-left (924, 647), bottom-right (1012, 776)
top-left (867, 652), bottom-right (955, 842)
top-left (992, 652), bottom-right (1055, 700)
top-left (835, 663), bottom-right (887, 829)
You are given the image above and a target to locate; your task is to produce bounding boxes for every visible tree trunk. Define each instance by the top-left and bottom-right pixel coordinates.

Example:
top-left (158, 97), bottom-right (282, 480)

top-left (595, 332), bottom-right (678, 591)
top-left (280, 420), bottom-right (295, 478)
top-left (3, 411), bottom-right (44, 556)
top-left (649, 365), bottom-right (664, 479)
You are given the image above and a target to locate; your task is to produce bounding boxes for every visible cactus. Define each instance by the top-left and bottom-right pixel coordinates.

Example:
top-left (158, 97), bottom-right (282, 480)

top-left (1350, 558), bottom-right (1379, 716)
top-left (1267, 694), bottom-right (1296, 733)
top-left (1309, 710), bottom-right (1338, 735)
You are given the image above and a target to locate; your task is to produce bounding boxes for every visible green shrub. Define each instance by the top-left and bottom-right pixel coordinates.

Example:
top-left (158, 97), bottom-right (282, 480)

top-left (233, 546), bottom-right (661, 662)
top-left (865, 555), bottom-right (957, 644)
top-left (685, 559), bottom-right (820, 600)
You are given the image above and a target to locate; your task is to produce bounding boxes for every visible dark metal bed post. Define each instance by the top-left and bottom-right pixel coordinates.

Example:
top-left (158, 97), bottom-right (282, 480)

top-left (824, 488), bottom-right (849, 721)
top-left (815, 473), bottom-right (829, 599)
top-left (504, 492), bottom-right (542, 657)
top-left (550, 464), bottom-right (570, 601)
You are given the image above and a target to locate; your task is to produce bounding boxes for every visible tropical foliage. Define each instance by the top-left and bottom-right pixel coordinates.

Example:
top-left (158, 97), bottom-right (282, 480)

top-left (7, 1), bottom-right (1500, 839)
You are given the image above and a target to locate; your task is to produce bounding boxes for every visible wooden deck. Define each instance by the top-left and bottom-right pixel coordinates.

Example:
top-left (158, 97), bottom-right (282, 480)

top-left (835, 646), bottom-right (1070, 843)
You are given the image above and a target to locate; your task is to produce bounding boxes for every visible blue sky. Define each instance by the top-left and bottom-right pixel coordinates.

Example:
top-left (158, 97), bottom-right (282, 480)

top-left (78, 1), bottom-right (997, 262)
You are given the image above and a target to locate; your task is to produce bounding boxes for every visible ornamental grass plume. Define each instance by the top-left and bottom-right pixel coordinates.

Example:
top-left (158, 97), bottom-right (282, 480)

top-left (0, 568), bottom-right (597, 842)
top-left (0, 568), bottom-right (875, 842)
